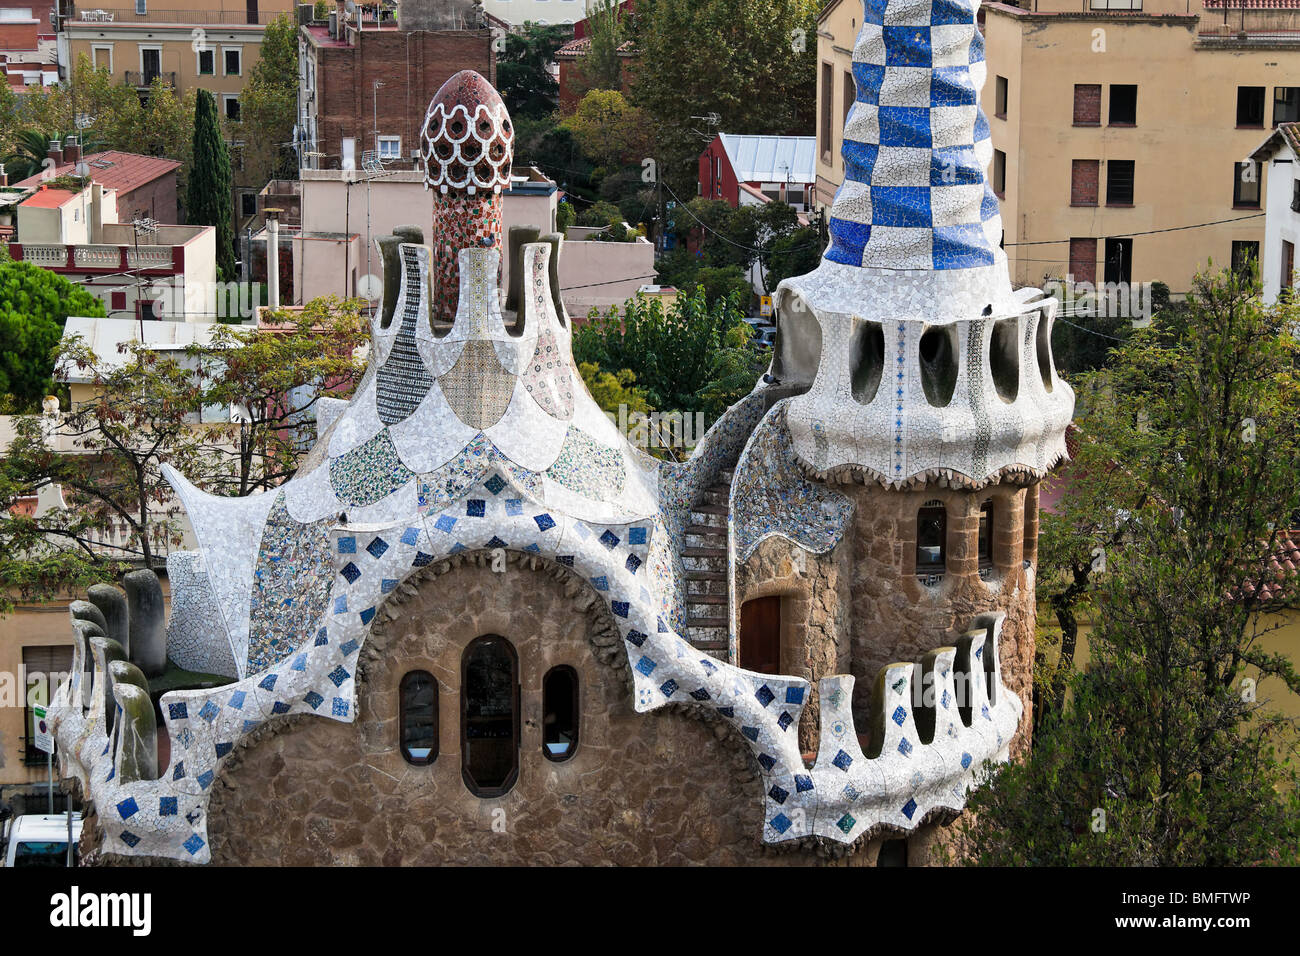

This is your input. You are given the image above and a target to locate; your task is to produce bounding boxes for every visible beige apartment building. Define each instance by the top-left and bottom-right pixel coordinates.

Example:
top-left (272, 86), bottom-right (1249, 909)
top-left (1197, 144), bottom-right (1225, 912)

top-left (815, 0), bottom-right (1300, 293)
top-left (63, 0), bottom-right (297, 120)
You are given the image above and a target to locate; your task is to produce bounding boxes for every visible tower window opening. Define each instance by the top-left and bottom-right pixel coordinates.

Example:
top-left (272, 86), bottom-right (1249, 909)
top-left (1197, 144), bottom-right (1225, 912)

top-left (461, 635), bottom-right (519, 797)
top-left (542, 665), bottom-right (579, 761)
top-left (916, 500), bottom-right (947, 583)
top-left (399, 670), bottom-right (438, 765)
top-left (919, 325), bottom-right (958, 407)
top-left (978, 499), bottom-right (995, 578)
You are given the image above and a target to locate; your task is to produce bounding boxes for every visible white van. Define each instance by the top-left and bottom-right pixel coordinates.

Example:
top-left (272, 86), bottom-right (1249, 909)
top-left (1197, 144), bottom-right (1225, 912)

top-left (2, 813), bottom-right (82, 867)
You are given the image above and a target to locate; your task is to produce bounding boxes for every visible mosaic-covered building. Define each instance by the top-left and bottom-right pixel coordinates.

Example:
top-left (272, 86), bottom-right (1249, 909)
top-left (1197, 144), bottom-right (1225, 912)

top-left (49, 0), bottom-right (1074, 866)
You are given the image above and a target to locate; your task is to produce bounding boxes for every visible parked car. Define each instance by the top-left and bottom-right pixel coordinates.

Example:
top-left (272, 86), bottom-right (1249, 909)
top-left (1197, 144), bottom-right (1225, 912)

top-left (2, 812), bottom-right (82, 867)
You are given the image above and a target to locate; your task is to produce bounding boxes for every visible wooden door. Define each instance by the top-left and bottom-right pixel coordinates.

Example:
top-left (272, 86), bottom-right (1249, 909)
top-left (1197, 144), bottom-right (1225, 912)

top-left (739, 596), bottom-right (781, 674)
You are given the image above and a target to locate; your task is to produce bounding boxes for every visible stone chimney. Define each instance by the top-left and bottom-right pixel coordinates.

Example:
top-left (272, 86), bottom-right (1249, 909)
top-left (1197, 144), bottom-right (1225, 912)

top-left (47, 139), bottom-right (63, 166)
top-left (64, 135), bottom-right (81, 164)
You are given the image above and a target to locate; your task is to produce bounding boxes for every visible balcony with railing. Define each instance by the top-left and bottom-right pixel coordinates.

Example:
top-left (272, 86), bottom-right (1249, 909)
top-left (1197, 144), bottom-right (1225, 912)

top-left (124, 69), bottom-right (177, 89)
top-left (72, 6), bottom-right (284, 26)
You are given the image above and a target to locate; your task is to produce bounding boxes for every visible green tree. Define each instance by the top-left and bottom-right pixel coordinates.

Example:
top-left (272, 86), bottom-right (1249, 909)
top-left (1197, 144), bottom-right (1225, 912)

top-left (561, 89), bottom-right (651, 170)
top-left (496, 23), bottom-right (569, 119)
top-left (573, 287), bottom-right (763, 425)
top-left (189, 89), bottom-right (236, 280)
top-left (764, 225), bottom-right (822, 290)
top-left (569, 0), bottom-right (627, 99)
top-left (197, 296), bottom-right (368, 496)
top-left (237, 14), bottom-right (299, 187)
top-left (953, 264), bottom-right (1300, 866)
top-left (631, 0), bottom-right (818, 196)
top-left (0, 259), bottom-right (105, 410)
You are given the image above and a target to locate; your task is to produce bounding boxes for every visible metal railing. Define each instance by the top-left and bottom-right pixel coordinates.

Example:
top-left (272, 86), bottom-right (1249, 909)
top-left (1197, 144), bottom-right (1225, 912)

top-left (124, 70), bottom-right (176, 88)
top-left (75, 7), bottom-right (284, 25)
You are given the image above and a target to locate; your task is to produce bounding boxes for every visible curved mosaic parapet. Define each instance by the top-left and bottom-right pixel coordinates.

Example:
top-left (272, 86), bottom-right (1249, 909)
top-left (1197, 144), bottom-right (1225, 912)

top-left (50, 458), bottom-right (1022, 862)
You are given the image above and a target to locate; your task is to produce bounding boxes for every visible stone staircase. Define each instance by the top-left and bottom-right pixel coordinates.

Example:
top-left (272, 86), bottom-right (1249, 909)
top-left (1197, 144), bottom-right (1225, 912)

top-left (683, 468), bottom-right (733, 658)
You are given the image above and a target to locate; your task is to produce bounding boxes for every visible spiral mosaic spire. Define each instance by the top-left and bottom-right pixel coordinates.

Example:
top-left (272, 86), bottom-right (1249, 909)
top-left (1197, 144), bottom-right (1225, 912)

top-left (826, 0), bottom-right (1003, 272)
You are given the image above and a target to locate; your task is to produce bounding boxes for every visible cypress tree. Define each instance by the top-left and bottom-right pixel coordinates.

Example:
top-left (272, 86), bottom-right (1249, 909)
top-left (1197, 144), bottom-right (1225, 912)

top-left (189, 89), bottom-right (235, 281)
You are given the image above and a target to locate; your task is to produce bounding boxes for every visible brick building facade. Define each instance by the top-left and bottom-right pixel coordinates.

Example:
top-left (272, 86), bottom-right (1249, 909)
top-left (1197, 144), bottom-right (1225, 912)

top-left (299, 21), bottom-right (495, 172)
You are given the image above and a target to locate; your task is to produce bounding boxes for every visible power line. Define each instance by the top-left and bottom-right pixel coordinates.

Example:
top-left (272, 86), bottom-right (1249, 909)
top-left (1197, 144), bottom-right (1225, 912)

top-left (1054, 315), bottom-right (1128, 341)
top-left (659, 179), bottom-right (823, 257)
top-left (1003, 213), bottom-right (1266, 247)
top-left (560, 272), bottom-right (660, 291)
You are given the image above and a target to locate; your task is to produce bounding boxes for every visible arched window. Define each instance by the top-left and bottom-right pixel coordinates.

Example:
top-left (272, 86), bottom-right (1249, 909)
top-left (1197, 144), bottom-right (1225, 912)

top-left (916, 500), bottom-right (946, 582)
top-left (542, 665), bottom-right (579, 761)
top-left (461, 635), bottom-right (519, 797)
top-left (399, 670), bottom-right (438, 765)
top-left (878, 838), bottom-right (909, 867)
top-left (978, 499), bottom-right (994, 575)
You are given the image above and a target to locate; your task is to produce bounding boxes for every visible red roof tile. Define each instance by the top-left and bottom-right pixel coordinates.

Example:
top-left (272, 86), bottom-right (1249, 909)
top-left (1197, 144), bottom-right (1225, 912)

top-left (19, 186), bottom-right (77, 208)
top-left (14, 150), bottom-right (181, 193)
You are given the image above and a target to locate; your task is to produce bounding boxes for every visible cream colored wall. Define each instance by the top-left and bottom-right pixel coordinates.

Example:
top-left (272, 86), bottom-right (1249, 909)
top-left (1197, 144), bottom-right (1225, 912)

top-left (66, 24), bottom-right (271, 99)
top-left (814, 0), bottom-right (857, 211)
top-left (983, 9), bottom-right (1275, 292)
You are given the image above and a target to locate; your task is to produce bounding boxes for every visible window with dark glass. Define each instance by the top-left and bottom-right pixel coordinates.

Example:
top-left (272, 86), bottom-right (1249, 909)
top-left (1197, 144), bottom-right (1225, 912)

top-left (399, 670), bottom-right (438, 765)
top-left (916, 501), bottom-right (946, 578)
top-left (1106, 159), bottom-right (1134, 205)
top-left (992, 149), bottom-right (1006, 196)
top-left (978, 499), bottom-right (994, 572)
top-left (1233, 161), bottom-right (1260, 208)
top-left (1274, 87), bottom-right (1300, 126)
top-left (542, 665), bottom-right (579, 761)
top-left (1237, 86), bottom-right (1265, 127)
top-left (461, 635), bottom-right (519, 796)
top-left (1108, 84), bottom-right (1136, 125)
top-left (995, 75), bottom-right (1008, 118)
top-left (198, 49), bottom-right (214, 75)
top-left (1104, 237), bottom-right (1133, 285)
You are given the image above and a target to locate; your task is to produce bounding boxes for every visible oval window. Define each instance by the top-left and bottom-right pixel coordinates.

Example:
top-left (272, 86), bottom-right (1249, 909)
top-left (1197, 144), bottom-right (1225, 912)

top-left (542, 665), bottom-right (579, 762)
top-left (461, 635), bottom-right (519, 797)
top-left (399, 670), bottom-right (438, 765)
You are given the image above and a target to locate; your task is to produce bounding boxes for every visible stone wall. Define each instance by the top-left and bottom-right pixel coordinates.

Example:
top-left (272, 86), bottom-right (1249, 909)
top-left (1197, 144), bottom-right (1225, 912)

top-left (196, 554), bottom-right (946, 865)
top-left (842, 478), bottom-right (1038, 754)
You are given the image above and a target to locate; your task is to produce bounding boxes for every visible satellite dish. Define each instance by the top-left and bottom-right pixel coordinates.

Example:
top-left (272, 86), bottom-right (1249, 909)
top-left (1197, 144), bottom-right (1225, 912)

top-left (75, 162), bottom-right (89, 176)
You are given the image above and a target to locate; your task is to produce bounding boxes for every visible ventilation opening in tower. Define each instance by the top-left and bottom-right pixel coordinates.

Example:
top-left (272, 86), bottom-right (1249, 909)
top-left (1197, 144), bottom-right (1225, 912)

top-left (1035, 309), bottom-right (1054, 393)
top-left (771, 298), bottom-right (822, 386)
top-left (990, 317), bottom-right (1019, 403)
top-left (849, 319), bottom-right (884, 405)
top-left (919, 325), bottom-right (958, 407)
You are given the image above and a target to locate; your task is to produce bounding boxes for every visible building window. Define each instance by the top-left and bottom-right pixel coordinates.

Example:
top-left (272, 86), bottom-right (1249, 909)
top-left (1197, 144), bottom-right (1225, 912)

top-left (1233, 161), bottom-right (1260, 208)
top-left (1089, 0), bottom-right (1141, 7)
top-left (1073, 83), bottom-right (1101, 126)
top-left (223, 94), bottom-right (241, 122)
top-left (978, 499), bottom-right (994, 573)
top-left (23, 645), bottom-right (72, 765)
top-left (223, 47), bottom-right (241, 76)
top-left (92, 45), bottom-right (113, 72)
top-left (1275, 87), bottom-right (1300, 126)
top-left (542, 665), bottom-right (579, 761)
top-left (110, 291), bottom-right (127, 312)
top-left (399, 670), bottom-right (438, 765)
top-left (1283, 240), bottom-right (1295, 294)
top-left (1232, 240), bottom-right (1260, 276)
top-left (820, 61), bottom-right (834, 156)
top-left (135, 0), bottom-right (146, 13)
top-left (240, 192), bottom-right (257, 217)
top-left (461, 635), bottom-right (519, 797)
top-left (1109, 84), bottom-right (1136, 125)
top-left (842, 70), bottom-right (854, 129)
top-left (1292, 179), bottom-right (1300, 213)
top-left (1104, 237), bottom-right (1133, 285)
top-left (916, 501), bottom-right (946, 581)
top-left (1071, 159), bottom-right (1100, 206)
top-left (1237, 86), bottom-right (1265, 127)
top-left (197, 49), bottom-right (214, 75)
top-left (1069, 237), bottom-right (1097, 284)
top-left (992, 149), bottom-right (1006, 196)
top-left (1106, 159), bottom-right (1135, 205)
top-left (377, 135), bottom-right (401, 161)
top-left (994, 75), bottom-right (1008, 118)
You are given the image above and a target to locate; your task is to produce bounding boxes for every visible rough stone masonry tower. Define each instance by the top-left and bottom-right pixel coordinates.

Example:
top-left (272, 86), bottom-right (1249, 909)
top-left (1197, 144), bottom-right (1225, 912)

top-left (772, 0), bottom-right (1075, 734)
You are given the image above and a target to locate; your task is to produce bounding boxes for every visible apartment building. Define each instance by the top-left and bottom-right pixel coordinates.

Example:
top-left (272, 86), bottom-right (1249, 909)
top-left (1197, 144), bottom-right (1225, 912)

top-left (297, 0), bottom-right (494, 172)
top-left (63, 0), bottom-right (297, 118)
top-left (814, 0), bottom-right (1300, 293)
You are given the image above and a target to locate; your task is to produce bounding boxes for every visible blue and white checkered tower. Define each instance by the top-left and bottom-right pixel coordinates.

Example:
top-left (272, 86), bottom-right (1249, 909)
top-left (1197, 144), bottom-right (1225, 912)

top-left (773, 0), bottom-right (1073, 488)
